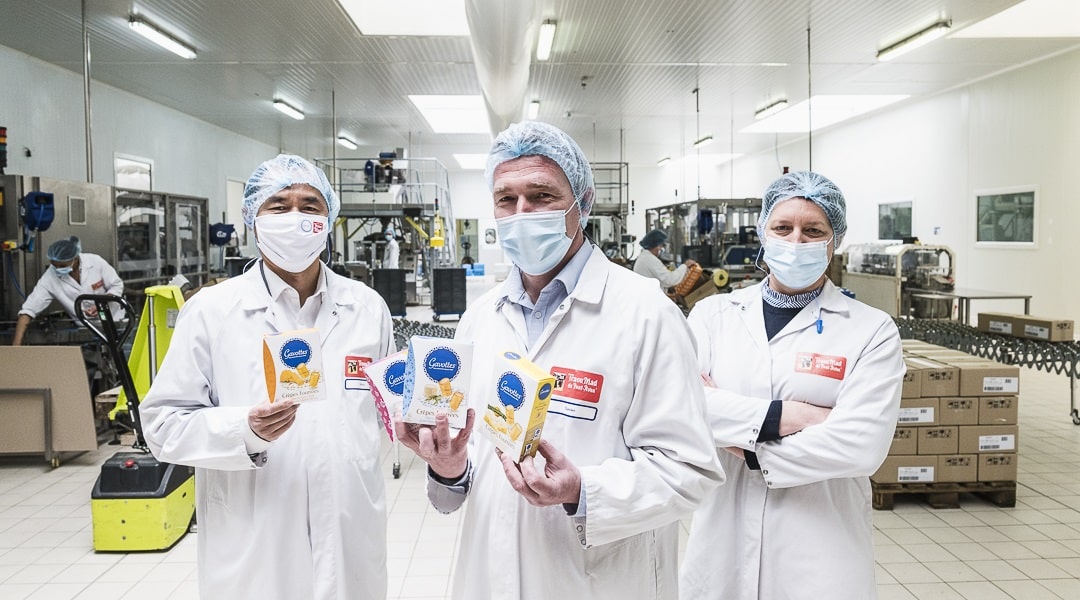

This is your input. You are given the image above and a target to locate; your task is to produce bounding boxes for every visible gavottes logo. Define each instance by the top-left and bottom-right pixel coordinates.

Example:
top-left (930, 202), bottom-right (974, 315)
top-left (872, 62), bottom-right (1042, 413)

top-left (424, 347), bottom-right (460, 382)
top-left (497, 372), bottom-right (525, 409)
top-left (384, 360), bottom-right (407, 396)
top-left (280, 338), bottom-right (312, 368)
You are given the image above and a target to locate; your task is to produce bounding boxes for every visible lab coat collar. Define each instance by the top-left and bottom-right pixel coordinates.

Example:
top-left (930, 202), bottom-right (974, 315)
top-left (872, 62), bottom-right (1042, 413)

top-left (237, 261), bottom-right (356, 311)
top-left (727, 279), bottom-right (852, 344)
top-left (493, 244), bottom-right (608, 311)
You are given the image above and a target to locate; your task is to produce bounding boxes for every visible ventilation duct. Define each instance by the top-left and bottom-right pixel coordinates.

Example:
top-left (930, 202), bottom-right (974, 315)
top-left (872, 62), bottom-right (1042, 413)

top-left (464, 0), bottom-right (542, 136)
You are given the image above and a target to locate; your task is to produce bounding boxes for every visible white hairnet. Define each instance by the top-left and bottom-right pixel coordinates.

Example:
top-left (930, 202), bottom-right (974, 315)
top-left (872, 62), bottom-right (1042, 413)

top-left (241, 154), bottom-right (339, 229)
top-left (484, 121), bottom-right (595, 228)
top-left (757, 171), bottom-right (847, 244)
top-left (47, 236), bottom-right (81, 262)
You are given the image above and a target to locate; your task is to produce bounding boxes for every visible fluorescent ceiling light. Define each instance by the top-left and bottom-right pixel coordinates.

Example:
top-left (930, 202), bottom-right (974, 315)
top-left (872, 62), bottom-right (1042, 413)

top-left (527, 100), bottom-right (540, 120)
top-left (877, 20), bottom-right (952, 62)
top-left (273, 100), bottom-right (305, 120)
top-left (657, 157), bottom-right (671, 166)
top-left (693, 135), bottom-right (714, 148)
top-left (129, 16), bottom-right (196, 60)
top-left (336, 0), bottom-right (469, 36)
top-left (337, 136), bottom-right (358, 150)
top-left (950, 0), bottom-right (1080, 38)
top-left (453, 154), bottom-right (488, 170)
top-left (409, 95), bottom-right (490, 134)
top-left (672, 154), bottom-right (742, 169)
top-left (536, 21), bottom-right (557, 60)
top-left (741, 94), bottom-right (909, 133)
top-left (754, 99), bottom-right (788, 120)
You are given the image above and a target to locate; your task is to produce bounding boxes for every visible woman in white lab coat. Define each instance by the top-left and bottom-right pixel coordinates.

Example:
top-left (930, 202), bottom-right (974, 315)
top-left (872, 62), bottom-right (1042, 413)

top-left (679, 171), bottom-right (904, 600)
top-left (141, 155), bottom-right (394, 600)
top-left (632, 228), bottom-right (696, 289)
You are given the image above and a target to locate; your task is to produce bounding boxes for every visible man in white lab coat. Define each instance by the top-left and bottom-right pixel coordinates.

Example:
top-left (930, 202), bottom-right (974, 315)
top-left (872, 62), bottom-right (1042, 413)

top-left (382, 227), bottom-right (400, 269)
top-left (632, 228), bottom-right (696, 289)
top-left (395, 122), bottom-right (725, 599)
top-left (141, 155), bottom-right (394, 600)
top-left (679, 171), bottom-right (905, 599)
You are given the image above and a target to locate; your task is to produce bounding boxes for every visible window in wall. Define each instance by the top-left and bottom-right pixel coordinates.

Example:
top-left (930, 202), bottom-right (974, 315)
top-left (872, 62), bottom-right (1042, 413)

top-left (114, 154), bottom-right (154, 190)
top-left (878, 201), bottom-right (912, 240)
top-left (975, 187), bottom-right (1037, 246)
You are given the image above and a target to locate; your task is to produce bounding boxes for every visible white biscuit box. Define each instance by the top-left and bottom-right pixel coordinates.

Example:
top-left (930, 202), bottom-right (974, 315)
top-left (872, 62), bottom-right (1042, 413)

top-left (480, 351), bottom-right (554, 462)
top-left (363, 350), bottom-right (408, 441)
top-left (401, 337), bottom-right (472, 428)
top-left (262, 328), bottom-right (325, 404)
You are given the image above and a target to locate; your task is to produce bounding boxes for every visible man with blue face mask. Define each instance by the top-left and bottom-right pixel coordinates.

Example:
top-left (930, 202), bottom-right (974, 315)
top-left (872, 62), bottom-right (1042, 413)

top-left (394, 121), bottom-right (725, 599)
top-left (140, 154), bottom-right (395, 600)
top-left (680, 171), bottom-right (905, 600)
top-left (12, 236), bottom-right (124, 346)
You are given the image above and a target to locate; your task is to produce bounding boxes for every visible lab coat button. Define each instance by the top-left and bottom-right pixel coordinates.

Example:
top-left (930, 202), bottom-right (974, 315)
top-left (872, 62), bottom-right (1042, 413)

top-left (752, 428), bottom-right (759, 434)
top-left (533, 311), bottom-right (543, 319)
top-left (762, 469), bottom-right (769, 475)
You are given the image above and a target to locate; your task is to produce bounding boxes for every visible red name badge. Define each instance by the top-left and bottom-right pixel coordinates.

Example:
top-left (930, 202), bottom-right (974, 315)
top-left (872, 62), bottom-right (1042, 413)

top-left (550, 367), bottom-right (604, 403)
top-left (91, 280), bottom-right (105, 290)
top-left (794, 353), bottom-right (847, 380)
top-left (344, 355), bottom-right (372, 378)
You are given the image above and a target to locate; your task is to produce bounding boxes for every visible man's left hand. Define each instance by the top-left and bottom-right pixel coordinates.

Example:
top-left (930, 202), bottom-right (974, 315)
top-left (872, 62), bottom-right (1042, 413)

top-left (498, 439), bottom-right (581, 507)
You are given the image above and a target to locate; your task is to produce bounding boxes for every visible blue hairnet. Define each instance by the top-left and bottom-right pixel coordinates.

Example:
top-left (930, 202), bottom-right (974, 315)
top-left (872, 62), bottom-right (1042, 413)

top-left (484, 122), bottom-right (595, 228)
top-left (639, 229), bottom-right (668, 249)
top-left (242, 154), bottom-right (339, 229)
top-left (47, 236), bottom-right (81, 262)
top-left (757, 171), bottom-right (847, 244)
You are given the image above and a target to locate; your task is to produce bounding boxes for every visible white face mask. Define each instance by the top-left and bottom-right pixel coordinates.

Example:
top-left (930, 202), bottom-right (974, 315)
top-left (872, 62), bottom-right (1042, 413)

top-left (255, 212), bottom-right (329, 273)
top-left (496, 204), bottom-right (577, 275)
top-left (763, 236), bottom-right (832, 290)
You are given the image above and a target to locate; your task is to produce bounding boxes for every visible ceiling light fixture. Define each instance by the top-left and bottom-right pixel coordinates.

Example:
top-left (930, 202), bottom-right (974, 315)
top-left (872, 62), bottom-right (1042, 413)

top-left (128, 16), bottom-right (196, 60)
top-left (877, 19), bottom-right (952, 62)
top-left (693, 135), bottom-right (714, 148)
top-left (273, 100), bottom-right (305, 120)
top-left (536, 20), bottom-right (557, 61)
top-left (337, 136), bottom-right (357, 150)
top-left (657, 157), bottom-right (671, 166)
top-left (527, 100), bottom-right (540, 120)
top-left (754, 99), bottom-right (789, 120)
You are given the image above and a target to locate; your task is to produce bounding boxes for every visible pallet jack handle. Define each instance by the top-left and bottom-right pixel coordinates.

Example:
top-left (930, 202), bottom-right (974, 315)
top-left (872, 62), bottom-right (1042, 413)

top-left (75, 294), bottom-right (146, 451)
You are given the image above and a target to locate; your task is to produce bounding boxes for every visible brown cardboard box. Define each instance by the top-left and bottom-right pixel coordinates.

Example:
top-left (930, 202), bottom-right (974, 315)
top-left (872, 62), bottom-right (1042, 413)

top-left (901, 340), bottom-right (937, 351)
top-left (979, 453), bottom-right (1018, 482)
top-left (0, 347), bottom-right (98, 456)
top-left (958, 425), bottom-right (1018, 454)
top-left (872, 455), bottom-right (936, 484)
top-left (943, 359), bottom-right (1020, 397)
top-left (683, 281), bottom-right (719, 311)
top-left (918, 426), bottom-right (959, 455)
top-left (915, 349), bottom-right (975, 361)
top-left (979, 396), bottom-right (1018, 425)
top-left (901, 358), bottom-right (922, 398)
top-left (903, 357), bottom-right (959, 397)
top-left (938, 455), bottom-right (978, 483)
top-left (938, 397), bottom-right (979, 426)
top-left (898, 397), bottom-right (939, 426)
top-left (890, 427), bottom-right (917, 455)
top-left (1015, 315), bottom-right (1075, 342)
top-left (977, 312), bottom-right (1016, 335)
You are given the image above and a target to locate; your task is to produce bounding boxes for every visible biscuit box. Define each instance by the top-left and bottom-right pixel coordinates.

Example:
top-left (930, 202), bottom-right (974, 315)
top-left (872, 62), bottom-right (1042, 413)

top-left (480, 351), bottom-right (555, 463)
top-left (401, 337), bottom-right (472, 428)
top-left (363, 350), bottom-right (408, 441)
top-left (262, 328), bottom-right (326, 404)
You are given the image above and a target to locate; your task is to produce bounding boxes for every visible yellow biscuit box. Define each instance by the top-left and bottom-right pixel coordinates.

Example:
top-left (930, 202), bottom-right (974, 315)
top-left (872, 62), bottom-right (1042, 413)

top-left (481, 351), bottom-right (554, 462)
top-left (262, 328), bottom-right (326, 404)
top-left (401, 337), bottom-right (473, 428)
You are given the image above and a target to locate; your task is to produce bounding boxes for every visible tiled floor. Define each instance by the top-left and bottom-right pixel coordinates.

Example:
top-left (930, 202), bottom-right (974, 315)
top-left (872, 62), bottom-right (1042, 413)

top-left (3, 311), bottom-right (1080, 598)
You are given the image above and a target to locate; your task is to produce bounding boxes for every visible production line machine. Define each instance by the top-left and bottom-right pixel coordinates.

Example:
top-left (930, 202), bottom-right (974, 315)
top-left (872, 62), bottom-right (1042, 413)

top-left (843, 243), bottom-right (956, 319)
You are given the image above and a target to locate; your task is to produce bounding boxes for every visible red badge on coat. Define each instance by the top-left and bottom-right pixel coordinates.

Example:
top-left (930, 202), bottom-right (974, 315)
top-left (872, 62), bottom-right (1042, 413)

top-left (794, 353), bottom-right (847, 380)
top-left (344, 355), bottom-right (372, 390)
top-left (550, 367), bottom-right (604, 403)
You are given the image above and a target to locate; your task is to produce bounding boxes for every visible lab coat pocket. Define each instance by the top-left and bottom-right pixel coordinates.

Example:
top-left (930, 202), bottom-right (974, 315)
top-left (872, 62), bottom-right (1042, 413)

top-left (584, 530), bottom-right (654, 588)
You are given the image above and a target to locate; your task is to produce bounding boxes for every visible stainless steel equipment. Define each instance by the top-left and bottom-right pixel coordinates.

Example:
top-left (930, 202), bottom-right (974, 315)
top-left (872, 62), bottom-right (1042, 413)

top-left (843, 243), bottom-right (955, 318)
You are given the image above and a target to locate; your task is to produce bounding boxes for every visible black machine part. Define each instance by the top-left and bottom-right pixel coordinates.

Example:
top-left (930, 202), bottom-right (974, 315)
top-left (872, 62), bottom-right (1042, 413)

top-left (74, 294), bottom-right (144, 449)
top-left (91, 453), bottom-right (194, 499)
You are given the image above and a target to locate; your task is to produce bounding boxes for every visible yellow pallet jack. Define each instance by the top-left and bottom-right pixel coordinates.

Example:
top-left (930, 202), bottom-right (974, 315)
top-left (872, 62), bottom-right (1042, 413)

top-left (77, 294), bottom-right (195, 552)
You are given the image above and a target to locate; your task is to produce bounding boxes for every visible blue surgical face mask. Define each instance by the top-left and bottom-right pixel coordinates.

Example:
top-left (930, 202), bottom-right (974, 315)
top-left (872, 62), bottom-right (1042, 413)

top-left (763, 236), bottom-right (832, 290)
top-left (52, 265), bottom-right (74, 276)
top-left (496, 203), bottom-right (578, 275)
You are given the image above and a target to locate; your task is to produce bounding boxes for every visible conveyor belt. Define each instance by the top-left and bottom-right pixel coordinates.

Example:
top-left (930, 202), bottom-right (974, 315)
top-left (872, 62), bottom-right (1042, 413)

top-left (896, 319), bottom-right (1080, 424)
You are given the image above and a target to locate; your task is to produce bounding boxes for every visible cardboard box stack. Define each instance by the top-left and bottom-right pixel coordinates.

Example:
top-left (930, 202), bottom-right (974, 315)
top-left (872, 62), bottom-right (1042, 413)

top-left (977, 312), bottom-right (1074, 342)
top-left (873, 342), bottom-right (1019, 485)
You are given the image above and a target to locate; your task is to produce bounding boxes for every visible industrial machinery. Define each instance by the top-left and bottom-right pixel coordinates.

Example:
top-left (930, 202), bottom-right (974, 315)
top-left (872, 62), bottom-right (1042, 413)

top-left (843, 243), bottom-right (955, 318)
top-left (587, 162), bottom-right (632, 264)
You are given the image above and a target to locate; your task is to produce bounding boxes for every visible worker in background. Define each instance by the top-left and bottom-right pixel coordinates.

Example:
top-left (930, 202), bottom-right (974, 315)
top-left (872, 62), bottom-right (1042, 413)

top-left (395, 121), bottom-right (725, 599)
top-left (12, 236), bottom-right (124, 346)
top-left (632, 228), bottom-right (697, 289)
top-left (382, 227), bottom-right (400, 269)
top-left (140, 154), bottom-right (394, 600)
top-left (679, 171), bottom-right (904, 600)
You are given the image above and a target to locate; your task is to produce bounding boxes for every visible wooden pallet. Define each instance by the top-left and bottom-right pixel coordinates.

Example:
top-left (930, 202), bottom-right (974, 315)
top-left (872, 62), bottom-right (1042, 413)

top-left (871, 480), bottom-right (1016, 510)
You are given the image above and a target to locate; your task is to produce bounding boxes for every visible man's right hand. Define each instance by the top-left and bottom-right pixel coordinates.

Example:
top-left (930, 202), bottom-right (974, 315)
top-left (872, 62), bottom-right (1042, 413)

top-left (248, 400), bottom-right (300, 442)
top-left (394, 409), bottom-right (475, 480)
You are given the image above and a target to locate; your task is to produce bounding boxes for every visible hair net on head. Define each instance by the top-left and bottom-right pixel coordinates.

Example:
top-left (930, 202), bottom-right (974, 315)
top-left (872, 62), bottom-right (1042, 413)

top-left (639, 229), bottom-right (668, 249)
top-left (484, 121), bottom-right (595, 228)
top-left (241, 154), bottom-right (339, 229)
top-left (47, 236), bottom-right (81, 262)
top-left (757, 171), bottom-right (847, 244)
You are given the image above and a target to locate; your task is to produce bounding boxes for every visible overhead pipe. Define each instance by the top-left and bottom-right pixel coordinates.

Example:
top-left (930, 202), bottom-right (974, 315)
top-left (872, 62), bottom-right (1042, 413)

top-left (464, 0), bottom-right (541, 136)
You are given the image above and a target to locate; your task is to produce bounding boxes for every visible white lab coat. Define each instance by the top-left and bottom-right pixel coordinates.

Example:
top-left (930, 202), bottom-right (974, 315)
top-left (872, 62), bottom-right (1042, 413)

top-left (141, 264), bottom-right (393, 600)
top-left (19, 252), bottom-right (124, 321)
top-left (632, 249), bottom-right (687, 289)
top-left (679, 280), bottom-right (904, 600)
top-left (447, 246), bottom-right (725, 600)
top-left (382, 237), bottom-right (400, 269)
